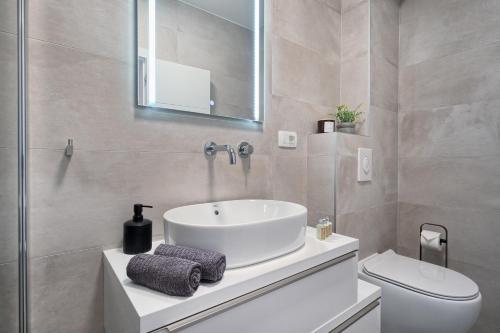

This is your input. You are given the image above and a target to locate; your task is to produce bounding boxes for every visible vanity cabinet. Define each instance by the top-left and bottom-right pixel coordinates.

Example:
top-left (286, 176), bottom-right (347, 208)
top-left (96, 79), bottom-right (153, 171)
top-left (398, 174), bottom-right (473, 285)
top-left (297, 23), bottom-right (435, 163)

top-left (156, 254), bottom-right (356, 333)
top-left (154, 302), bottom-right (381, 333)
top-left (151, 283), bottom-right (381, 333)
top-left (104, 229), bottom-right (381, 333)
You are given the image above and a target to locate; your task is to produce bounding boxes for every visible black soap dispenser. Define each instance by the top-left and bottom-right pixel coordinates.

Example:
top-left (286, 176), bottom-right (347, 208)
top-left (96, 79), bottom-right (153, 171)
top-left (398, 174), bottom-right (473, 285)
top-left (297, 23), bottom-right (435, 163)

top-left (123, 204), bottom-right (153, 254)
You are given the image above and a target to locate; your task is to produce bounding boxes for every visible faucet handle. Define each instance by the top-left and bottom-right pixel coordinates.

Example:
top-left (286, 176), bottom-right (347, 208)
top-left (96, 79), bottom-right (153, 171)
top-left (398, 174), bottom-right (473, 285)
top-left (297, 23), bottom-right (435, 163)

top-left (204, 141), bottom-right (217, 156)
top-left (238, 141), bottom-right (254, 158)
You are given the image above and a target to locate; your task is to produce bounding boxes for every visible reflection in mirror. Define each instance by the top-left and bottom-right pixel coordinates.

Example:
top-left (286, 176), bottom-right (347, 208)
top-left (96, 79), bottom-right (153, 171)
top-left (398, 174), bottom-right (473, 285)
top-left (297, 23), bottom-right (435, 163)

top-left (137, 0), bottom-right (264, 122)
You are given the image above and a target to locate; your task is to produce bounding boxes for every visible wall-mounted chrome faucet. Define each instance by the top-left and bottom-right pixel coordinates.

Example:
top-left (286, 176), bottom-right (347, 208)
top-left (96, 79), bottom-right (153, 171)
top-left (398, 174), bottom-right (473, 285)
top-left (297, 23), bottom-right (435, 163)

top-left (204, 141), bottom-right (237, 165)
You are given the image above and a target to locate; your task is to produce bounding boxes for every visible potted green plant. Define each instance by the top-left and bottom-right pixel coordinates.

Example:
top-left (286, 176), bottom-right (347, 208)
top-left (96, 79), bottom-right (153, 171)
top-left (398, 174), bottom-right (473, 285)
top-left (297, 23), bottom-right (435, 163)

top-left (333, 104), bottom-right (363, 134)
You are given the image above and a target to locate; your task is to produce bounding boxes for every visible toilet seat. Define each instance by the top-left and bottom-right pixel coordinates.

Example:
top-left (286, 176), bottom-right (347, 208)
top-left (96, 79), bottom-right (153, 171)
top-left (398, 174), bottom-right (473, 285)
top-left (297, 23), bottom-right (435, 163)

top-left (362, 250), bottom-right (479, 301)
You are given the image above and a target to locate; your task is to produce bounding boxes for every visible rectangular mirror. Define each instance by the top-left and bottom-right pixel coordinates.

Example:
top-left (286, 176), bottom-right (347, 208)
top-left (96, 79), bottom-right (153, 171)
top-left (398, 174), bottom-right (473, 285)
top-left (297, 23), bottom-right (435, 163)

top-left (136, 0), bottom-right (264, 122)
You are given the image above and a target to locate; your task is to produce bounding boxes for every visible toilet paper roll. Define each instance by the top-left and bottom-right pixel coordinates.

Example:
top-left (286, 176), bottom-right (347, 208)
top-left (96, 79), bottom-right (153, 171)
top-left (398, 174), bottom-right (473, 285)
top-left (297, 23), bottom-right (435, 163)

top-left (420, 230), bottom-right (443, 251)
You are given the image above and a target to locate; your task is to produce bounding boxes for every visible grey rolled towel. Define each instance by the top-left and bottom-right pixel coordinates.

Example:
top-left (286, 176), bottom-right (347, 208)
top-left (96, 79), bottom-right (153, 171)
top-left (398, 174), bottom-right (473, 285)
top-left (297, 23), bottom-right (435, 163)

top-left (154, 244), bottom-right (226, 282)
top-left (126, 254), bottom-right (201, 297)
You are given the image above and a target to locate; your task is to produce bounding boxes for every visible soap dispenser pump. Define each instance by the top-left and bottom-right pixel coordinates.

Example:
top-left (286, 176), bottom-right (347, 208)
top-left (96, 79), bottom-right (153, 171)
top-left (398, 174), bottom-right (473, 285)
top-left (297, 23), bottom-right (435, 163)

top-left (123, 204), bottom-right (153, 254)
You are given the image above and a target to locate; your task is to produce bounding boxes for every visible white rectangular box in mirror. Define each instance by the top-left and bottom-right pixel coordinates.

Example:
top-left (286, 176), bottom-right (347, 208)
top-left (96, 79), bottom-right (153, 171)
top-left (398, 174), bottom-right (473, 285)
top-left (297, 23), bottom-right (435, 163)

top-left (136, 0), bottom-right (265, 122)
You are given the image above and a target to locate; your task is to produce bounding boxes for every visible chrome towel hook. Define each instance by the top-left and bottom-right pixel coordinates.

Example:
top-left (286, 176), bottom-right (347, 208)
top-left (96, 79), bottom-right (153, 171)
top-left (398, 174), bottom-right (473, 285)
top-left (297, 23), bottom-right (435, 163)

top-left (65, 138), bottom-right (74, 157)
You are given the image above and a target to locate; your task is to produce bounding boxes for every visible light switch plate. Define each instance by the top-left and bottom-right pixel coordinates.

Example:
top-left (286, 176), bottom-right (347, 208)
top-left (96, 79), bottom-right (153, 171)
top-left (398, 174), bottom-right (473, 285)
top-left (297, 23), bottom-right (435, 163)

top-left (357, 148), bottom-right (372, 182)
top-left (278, 131), bottom-right (298, 148)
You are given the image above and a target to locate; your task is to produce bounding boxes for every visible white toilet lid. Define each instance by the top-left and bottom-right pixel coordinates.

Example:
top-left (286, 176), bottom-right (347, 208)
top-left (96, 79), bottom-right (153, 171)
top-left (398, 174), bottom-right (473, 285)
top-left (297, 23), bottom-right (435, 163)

top-left (362, 250), bottom-right (479, 301)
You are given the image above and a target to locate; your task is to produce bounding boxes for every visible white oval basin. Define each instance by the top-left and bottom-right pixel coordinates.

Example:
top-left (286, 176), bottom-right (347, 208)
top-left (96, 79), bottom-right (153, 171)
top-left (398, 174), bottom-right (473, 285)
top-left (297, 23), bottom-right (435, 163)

top-left (163, 200), bottom-right (307, 268)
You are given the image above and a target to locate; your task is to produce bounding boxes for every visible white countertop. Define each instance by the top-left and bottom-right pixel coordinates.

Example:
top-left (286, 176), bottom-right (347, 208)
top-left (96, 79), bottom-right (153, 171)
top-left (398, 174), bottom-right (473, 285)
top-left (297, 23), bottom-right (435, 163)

top-left (104, 227), bottom-right (359, 332)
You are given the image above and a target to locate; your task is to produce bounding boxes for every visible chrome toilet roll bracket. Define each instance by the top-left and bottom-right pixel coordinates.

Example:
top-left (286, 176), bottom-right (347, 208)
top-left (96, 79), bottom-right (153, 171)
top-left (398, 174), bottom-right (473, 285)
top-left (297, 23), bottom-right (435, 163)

top-left (419, 223), bottom-right (448, 268)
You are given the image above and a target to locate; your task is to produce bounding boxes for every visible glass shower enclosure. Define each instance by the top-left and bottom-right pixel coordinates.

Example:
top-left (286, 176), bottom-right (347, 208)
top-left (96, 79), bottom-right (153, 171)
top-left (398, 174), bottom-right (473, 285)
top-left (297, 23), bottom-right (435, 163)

top-left (0, 0), bottom-right (27, 332)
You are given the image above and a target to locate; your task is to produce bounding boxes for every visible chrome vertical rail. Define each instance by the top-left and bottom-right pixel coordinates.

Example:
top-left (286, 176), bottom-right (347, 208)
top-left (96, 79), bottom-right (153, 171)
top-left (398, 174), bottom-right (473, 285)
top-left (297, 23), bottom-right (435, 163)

top-left (17, 0), bottom-right (28, 332)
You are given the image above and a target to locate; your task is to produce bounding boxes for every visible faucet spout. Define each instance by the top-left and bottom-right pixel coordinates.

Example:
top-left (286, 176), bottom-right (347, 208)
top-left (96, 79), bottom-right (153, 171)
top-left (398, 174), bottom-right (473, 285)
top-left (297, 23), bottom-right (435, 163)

top-left (204, 141), bottom-right (237, 165)
top-left (227, 146), bottom-right (237, 165)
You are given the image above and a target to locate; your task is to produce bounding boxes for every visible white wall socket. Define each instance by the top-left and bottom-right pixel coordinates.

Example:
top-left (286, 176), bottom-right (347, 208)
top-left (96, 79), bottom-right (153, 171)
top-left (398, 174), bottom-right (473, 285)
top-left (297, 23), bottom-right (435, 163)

top-left (357, 148), bottom-right (372, 182)
top-left (278, 131), bottom-right (298, 148)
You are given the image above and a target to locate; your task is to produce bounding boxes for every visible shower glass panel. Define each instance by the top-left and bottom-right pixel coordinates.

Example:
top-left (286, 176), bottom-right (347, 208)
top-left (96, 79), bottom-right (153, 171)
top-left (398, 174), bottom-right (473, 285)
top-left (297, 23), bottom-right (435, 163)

top-left (0, 0), bottom-right (21, 332)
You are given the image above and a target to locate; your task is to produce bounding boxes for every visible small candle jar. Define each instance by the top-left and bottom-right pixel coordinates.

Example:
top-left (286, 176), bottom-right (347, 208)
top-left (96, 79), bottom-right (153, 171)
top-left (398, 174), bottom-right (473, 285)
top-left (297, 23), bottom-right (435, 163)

top-left (317, 119), bottom-right (336, 133)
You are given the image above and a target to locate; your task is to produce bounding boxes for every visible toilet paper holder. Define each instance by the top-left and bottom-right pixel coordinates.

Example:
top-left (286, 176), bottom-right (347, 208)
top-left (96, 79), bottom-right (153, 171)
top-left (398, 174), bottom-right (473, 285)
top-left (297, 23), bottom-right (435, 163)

top-left (419, 223), bottom-right (448, 268)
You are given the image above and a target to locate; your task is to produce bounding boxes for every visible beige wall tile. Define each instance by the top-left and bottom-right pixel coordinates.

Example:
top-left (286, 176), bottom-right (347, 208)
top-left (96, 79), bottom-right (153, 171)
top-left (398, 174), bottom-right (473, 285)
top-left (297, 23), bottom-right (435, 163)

top-left (400, 0), bottom-right (500, 67)
top-left (371, 106), bottom-right (397, 159)
top-left (271, 156), bottom-right (307, 206)
top-left (399, 100), bottom-right (500, 159)
top-left (399, 155), bottom-right (500, 211)
top-left (308, 133), bottom-right (338, 157)
top-left (341, 0), bottom-right (369, 60)
top-left (28, 0), bottom-right (133, 62)
top-left (0, 0), bottom-right (18, 34)
top-left (307, 155), bottom-right (336, 216)
top-left (0, 262), bottom-right (18, 333)
top-left (370, 0), bottom-right (399, 66)
top-left (337, 202), bottom-right (397, 259)
top-left (371, 53), bottom-right (398, 113)
top-left (319, 0), bottom-right (342, 12)
top-left (399, 0), bottom-right (460, 25)
top-left (0, 3), bottom-right (19, 329)
top-left (371, 109), bottom-right (398, 197)
top-left (273, 0), bottom-right (341, 64)
top-left (0, 148), bottom-right (18, 264)
top-left (29, 248), bottom-right (104, 333)
top-left (342, 0), bottom-right (367, 13)
top-left (272, 36), bottom-right (340, 108)
top-left (399, 42), bottom-right (500, 109)
top-left (0, 31), bottom-right (18, 149)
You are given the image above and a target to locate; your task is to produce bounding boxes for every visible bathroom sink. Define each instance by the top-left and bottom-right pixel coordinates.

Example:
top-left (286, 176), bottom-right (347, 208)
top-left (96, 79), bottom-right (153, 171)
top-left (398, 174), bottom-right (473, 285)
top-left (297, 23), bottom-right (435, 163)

top-left (163, 200), bottom-right (307, 268)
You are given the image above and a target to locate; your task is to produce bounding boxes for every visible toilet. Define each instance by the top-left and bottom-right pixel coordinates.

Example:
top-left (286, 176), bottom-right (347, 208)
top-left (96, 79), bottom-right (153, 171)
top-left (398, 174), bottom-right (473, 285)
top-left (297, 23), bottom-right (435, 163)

top-left (358, 250), bottom-right (481, 333)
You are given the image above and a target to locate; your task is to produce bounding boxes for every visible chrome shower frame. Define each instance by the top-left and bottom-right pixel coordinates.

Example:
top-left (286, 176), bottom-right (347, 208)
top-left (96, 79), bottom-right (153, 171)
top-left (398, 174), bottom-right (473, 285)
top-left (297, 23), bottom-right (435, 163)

top-left (18, 0), bottom-right (28, 331)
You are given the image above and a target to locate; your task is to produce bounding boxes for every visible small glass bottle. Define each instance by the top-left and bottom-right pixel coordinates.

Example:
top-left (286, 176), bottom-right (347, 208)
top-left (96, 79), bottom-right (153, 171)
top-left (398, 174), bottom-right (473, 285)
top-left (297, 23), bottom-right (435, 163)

top-left (316, 218), bottom-right (327, 240)
top-left (324, 217), bottom-right (332, 237)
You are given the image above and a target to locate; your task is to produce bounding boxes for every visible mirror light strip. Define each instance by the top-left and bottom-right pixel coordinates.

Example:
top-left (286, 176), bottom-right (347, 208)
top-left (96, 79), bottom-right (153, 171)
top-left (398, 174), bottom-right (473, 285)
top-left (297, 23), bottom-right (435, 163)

top-left (148, 0), bottom-right (156, 105)
top-left (253, 0), bottom-right (260, 121)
